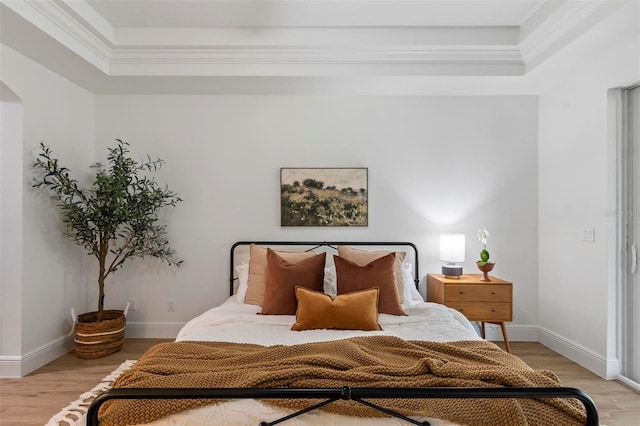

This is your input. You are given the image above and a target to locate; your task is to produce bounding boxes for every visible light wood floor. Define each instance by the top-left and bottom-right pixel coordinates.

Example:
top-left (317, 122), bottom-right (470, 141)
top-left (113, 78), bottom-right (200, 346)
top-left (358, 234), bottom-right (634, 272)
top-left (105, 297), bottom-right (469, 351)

top-left (1, 340), bottom-right (639, 425)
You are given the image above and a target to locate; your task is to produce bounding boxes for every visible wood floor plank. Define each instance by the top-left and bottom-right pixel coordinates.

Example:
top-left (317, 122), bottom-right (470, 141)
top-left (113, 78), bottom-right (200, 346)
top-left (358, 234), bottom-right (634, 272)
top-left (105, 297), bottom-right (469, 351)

top-left (1, 340), bottom-right (638, 425)
top-left (505, 342), bottom-right (640, 426)
top-left (0, 339), bottom-right (170, 426)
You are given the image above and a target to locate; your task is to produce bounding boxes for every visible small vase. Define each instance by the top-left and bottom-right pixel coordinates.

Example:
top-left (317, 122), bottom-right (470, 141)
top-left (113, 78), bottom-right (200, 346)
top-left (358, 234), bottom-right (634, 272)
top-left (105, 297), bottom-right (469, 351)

top-left (476, 261), bottom-right (495, 281)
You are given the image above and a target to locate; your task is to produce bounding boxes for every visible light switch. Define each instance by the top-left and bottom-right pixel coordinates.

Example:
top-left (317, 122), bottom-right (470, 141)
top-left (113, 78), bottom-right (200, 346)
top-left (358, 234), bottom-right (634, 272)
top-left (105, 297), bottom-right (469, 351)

top-left (582, 228), bottom-right (595, 242)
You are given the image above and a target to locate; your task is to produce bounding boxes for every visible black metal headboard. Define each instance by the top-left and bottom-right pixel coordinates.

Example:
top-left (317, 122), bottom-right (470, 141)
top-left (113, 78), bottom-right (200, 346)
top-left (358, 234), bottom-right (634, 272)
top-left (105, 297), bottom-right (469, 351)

top-left (230, 241), bottom-right (419, 297)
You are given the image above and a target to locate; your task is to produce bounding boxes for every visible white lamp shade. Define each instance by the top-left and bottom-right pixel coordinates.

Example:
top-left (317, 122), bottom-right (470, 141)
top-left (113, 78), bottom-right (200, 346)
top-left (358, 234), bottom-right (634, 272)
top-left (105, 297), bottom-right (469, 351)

top-left (439, 233), bottom-right (465, 262)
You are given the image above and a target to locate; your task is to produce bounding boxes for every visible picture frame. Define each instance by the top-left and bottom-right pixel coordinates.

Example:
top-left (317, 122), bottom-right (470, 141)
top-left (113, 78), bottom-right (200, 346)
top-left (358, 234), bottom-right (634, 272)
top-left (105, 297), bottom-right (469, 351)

top-left (280, 168), bottom-right (368, 227)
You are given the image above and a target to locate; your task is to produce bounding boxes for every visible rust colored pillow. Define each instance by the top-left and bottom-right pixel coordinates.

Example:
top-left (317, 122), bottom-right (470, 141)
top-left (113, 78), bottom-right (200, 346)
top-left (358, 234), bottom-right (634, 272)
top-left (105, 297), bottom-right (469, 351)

top-left (337, 245), bottom-right (407, 303)
top-left (334, 253), bottom-right (405, 316)
top-left (245, 244), bottom-right (318, 307)
top-left (291, 287), bottom-right (382, 331)
top-left (262, 249), bottom-right (326, 315)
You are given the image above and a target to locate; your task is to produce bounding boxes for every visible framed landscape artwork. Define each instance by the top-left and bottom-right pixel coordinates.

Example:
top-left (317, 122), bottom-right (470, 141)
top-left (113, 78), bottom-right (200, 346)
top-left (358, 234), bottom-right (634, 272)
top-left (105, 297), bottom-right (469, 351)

top-left (280, 168), bottom-right (368, 227)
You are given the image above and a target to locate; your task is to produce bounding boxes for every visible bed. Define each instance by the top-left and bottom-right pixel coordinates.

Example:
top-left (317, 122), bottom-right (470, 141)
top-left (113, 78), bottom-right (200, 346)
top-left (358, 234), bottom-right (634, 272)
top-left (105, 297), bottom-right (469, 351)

top-left (87, 241), bottom-right (598, 426)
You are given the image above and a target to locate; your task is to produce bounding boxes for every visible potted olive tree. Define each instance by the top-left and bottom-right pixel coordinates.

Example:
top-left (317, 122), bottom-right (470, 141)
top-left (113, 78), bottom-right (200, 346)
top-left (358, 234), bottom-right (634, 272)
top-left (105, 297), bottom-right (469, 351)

top-left (33, 139), bottom-right (182, 358)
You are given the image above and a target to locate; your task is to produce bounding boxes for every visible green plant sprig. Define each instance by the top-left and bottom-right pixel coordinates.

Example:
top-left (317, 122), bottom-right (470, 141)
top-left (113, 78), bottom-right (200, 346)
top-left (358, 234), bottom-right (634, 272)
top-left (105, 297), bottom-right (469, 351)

top-left (33, 139), bottom-right (182, 321)
top-left (477, 227), bottom-right (491, 266)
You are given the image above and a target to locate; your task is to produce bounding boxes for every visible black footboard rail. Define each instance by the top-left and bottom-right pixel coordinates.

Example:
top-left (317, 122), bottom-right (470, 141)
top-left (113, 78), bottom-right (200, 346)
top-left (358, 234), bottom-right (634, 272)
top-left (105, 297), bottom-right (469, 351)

top-left (86, 386), bottom-right (598, 426)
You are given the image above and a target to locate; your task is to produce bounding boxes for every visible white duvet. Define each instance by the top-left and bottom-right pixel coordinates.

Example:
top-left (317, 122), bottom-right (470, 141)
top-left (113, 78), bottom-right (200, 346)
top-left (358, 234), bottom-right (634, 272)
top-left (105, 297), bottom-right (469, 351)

top-left (177, 297), bottom-right (480, 345)
top-left (135, 298), bottom-right (480, 426)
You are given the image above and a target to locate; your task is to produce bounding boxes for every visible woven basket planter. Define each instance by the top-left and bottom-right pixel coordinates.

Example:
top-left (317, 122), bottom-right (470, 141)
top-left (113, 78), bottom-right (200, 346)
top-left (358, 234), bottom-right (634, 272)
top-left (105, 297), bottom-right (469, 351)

top-left (74, 310), bottom-right (126, 359)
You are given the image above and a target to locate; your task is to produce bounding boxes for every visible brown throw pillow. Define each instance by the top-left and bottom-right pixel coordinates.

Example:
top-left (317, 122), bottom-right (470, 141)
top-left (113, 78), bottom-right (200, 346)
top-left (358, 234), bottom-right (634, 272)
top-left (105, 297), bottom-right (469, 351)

top-left (245, 244), bottom-right (318, 307)
top-left (337, 246), bottom-right (407, 303)
top-left (334, 253), bottom-right (405, 316)
top-left (291, 287), bottom-right (382, 331)
top-left (262, 249), bottom-right (326, 315)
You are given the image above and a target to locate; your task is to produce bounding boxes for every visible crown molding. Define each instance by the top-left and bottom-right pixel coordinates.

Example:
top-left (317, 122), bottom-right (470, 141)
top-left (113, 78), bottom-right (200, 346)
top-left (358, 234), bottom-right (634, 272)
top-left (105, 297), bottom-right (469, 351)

top-left (3, 0), bottom-right (113, 72)
top-left (56, 0), bottom-right (116, 45)
top-left (108, 46), bottom-right (523, 76)
top-left (519, 0), bottom-right (623, 66)
top-left (1, 0), bottom-right (624, 78)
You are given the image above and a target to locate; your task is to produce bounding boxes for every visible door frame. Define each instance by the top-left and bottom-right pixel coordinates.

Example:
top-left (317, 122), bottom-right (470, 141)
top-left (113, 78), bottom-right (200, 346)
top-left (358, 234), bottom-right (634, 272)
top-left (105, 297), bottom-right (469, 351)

top-left (614, 83), bottom-right (640, 390)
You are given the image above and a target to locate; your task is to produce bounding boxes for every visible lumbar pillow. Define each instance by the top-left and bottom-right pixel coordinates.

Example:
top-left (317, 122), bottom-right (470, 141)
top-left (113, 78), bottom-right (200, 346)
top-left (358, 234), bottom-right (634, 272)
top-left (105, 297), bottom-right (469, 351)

top-left (337, 246), bottom-right (407, 303)
top-left (334, 253), bottom-right (405, 316)
top-left (291, 287), bottom-right (382, 331)
top-left (245, 244), bottom-right (318, 307)
top-left (261, 249), bottom-right (326, 315)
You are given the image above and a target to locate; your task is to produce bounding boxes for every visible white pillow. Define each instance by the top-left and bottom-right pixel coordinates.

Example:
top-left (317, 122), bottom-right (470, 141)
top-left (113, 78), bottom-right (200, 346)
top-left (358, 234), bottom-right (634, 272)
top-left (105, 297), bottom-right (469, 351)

top-left (323, 265), bottom-right (337, 297)
top-left (402, 262), bottom-right (424, 302)
top-left (235, 263), bottom-right (249, 303)
top-left (324, 263), bottom-right (423, 302)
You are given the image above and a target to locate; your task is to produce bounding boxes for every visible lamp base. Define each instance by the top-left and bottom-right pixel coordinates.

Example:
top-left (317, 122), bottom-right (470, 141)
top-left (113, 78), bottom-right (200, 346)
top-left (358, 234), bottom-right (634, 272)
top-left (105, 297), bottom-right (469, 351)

top-left (442, 264), bottom-right (463, 278)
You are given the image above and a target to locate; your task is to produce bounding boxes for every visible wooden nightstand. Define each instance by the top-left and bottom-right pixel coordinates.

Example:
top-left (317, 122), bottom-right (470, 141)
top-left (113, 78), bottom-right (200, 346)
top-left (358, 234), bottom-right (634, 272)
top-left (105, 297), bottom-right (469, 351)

top-left (426, 273), bottom-right (513, 353)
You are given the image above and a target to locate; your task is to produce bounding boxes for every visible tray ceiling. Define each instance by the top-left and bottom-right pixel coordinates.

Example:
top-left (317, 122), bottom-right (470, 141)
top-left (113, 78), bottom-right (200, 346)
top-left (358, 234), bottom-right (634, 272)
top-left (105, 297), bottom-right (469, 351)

top-left (0, 0), bottom-right (621, 94)
top-left (86, 1), bottom-right (543, 28)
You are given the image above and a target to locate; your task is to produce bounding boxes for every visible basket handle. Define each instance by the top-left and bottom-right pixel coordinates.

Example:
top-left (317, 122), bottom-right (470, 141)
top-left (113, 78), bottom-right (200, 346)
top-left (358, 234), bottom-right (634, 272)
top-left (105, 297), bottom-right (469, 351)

top-left (69, 308), bottom-right (78, 336)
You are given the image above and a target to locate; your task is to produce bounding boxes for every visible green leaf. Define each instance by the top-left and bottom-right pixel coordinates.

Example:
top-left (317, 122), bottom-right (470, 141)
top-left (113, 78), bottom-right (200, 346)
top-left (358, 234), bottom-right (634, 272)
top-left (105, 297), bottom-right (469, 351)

top-left (32, 139), bottom-right (182, 320)
top-left (480, 249), bottom-right (490, 262)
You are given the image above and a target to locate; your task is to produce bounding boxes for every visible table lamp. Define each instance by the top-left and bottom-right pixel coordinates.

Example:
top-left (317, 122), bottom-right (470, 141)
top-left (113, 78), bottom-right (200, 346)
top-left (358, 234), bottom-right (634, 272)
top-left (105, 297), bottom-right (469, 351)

top-left (439, 233), bottom-right (465, 278)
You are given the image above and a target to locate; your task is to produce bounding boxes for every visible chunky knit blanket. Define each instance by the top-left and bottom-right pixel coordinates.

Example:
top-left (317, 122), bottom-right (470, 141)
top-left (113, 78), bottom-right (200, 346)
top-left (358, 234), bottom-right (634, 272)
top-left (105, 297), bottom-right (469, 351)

top-left (98, 336), bottom-right (586, 426)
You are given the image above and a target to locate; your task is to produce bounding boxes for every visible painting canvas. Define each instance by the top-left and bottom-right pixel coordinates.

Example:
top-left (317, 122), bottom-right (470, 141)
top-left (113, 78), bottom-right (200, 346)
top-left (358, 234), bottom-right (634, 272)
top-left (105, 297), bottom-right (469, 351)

top-left (280, 168), bottom-right (368, 226)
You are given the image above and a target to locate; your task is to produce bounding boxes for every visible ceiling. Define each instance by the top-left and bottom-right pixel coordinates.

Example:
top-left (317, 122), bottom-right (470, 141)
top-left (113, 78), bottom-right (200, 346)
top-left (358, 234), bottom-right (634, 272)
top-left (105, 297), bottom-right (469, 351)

top-left (85, 1), bottom-right (543, 28)
top-left (0, 0), bottom-right (622, 94)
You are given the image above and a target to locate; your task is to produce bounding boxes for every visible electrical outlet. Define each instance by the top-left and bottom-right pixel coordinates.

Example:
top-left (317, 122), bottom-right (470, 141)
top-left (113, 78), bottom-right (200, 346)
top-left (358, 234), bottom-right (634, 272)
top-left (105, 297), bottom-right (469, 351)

top-left (168, 300), bottom-right (176, 312)
top-left (582, 228), bottom-right (595, 242)
top-left (128, 299), bottom-right (137, 311)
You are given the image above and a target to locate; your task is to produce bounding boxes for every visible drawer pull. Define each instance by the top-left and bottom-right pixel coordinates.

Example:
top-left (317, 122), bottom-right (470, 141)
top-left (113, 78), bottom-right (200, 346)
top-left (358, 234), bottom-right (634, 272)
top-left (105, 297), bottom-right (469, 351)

top-left (491, 309), bottom-right (496, 312)
top-left (458, 291), bottom-right (464, 295)
top-left (490, 292), bottom-right (496, 295)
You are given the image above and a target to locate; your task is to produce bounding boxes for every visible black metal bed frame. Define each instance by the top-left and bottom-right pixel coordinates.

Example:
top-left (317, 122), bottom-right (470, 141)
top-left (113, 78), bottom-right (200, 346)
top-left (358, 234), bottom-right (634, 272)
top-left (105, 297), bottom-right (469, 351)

top-left (87, 386), bottom-right (598, 426)
top-left (86, 241), bottom-right (599, 426)
top-left (229, 241), bottom-right (420, 296)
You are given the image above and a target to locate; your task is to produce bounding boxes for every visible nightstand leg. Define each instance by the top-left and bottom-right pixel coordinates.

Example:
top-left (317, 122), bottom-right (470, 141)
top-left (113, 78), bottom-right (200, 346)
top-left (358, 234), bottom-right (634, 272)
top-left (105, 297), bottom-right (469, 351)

top-left (480, 322), bottom-right (486, 339)
top-left (499, 322), bottom-right (511, 353)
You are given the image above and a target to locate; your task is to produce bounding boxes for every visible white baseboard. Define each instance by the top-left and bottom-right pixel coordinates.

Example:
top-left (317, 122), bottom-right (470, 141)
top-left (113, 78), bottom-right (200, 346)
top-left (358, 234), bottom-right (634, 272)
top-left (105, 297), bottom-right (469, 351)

top-left (539, 327), bottom-right (621, 379)
top-left (1, 323), bottom-right (620, 381)
top-left (124, 322), bottom-right (185, 339)
top-left (481, 323), bottom-right (539, 342)
top-left (0, 334), bottom-right (74, 378)
top-left (0, 322), bottom-right (182, 378)
top-left (616, 375), bottom-right (640, 392)
top-left (0, 355), bottom-right (22, 378)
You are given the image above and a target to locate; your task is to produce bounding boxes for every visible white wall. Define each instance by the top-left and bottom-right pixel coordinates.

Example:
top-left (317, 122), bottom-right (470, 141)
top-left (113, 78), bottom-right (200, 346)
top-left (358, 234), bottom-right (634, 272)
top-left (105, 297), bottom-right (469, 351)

top-left (536, 2), bottom-right (640, 378)
top-left (1, 1), bottom-right (637, 381)
top-left (95, 95), bottom-right (539, 339)
top-left (1, 82), bottom-right (23, 374)
top-left (0, 45), bottom-right (95, 375)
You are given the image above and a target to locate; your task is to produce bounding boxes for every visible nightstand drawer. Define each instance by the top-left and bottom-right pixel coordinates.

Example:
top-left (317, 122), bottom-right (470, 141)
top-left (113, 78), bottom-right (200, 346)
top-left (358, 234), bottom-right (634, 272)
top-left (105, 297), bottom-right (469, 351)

top-left (444, 284), bottom-right (510, 302)
top-left (446, 302), bottom-right (512, 321)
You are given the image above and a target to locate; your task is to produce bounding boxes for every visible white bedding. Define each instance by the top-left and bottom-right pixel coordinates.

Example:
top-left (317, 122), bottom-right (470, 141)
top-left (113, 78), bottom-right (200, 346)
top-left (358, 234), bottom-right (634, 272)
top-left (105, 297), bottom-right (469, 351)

top-left (177, 297), bottom-right (480, 345)
top-left (134, 298), bottom-right (480, 426)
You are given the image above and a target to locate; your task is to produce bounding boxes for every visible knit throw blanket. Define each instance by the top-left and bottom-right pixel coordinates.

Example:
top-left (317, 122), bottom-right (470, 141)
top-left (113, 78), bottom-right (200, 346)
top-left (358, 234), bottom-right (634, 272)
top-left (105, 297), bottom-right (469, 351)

top-left (98, 336), bottom-right (586, 426)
